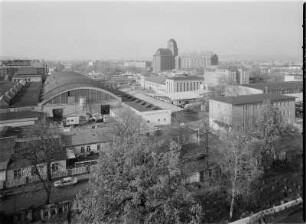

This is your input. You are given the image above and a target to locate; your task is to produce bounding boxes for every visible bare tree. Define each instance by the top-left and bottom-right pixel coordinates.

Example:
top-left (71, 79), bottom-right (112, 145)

top-left (211, 130), bottom-right (263, 221)
top-left (16, 117), bottom-right (65, 204)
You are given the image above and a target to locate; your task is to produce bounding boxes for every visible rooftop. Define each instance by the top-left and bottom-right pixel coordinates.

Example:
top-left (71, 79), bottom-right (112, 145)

top-left (8, 137), bottom-right (66, 169)
top-left (154, 48), bottom-right (173, 56)
top-left (241, 81), bottom-right (303, 92)
top-left (145, 76), bottom-right (166, 84)
top-left (41, 71), bottom-right (121, 104)
top-left (0, 137), bottom-right (15, 170)
top-left (15, 67), bottom-right (38, 75)
top-left (0, 111), bottom-right (44, 122)
top-left (9, 82), bottom-right (42, 108)
top-left (0, 81), bottom-right (15, 96)
top-left (166, 76), bottom-right (203, 81)
top-left (211, 94), bottom-right (296, 105)
top-left (64, 128), bottom-right (113, 146)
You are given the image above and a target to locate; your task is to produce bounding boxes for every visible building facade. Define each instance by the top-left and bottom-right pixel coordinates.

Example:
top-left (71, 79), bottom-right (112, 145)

top-left (209, 94), bottom-right (296, 132)
top-left (153, 39), bottom-right (178, 72)
top-left (175, 52), bottom-right (218, 70)
top-left (204, 67), bottom-right (249, 86)
top-left (123, 61), bottom-right (150, 68)
top-left (165, 76), bottom-right (204, 93)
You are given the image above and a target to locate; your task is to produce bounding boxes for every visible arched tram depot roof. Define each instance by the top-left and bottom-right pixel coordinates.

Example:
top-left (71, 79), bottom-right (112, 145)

top-left (40, 71), bottom-right (122, 105)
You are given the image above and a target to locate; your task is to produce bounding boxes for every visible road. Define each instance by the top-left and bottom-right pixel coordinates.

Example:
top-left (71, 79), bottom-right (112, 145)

top-left (0, 179), bottom-right (89, 214)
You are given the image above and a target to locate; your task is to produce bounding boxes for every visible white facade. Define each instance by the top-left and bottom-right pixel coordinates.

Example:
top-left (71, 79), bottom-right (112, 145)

top-left (12, 76), bottom-right (42, 83)
top-left (72, 143), bottom-right (105, 157)
top-left (284, 74), bottom-right (303, 82)
top-left (143, 80), bottom-right (166, 94)
top-left (165, 78), bottom-right (203, 93)
top-left (124, 61), bottom-right (148, 68)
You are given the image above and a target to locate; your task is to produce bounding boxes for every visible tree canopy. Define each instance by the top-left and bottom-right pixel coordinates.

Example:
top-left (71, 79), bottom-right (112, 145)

top-left (73, 134), bottom-right (203, 224)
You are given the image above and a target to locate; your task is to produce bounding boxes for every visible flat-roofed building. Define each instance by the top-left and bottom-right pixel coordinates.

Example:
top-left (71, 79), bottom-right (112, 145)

top-left (165, 76), bottom-right (204, 93)
top-left (240, 81), bottom-right (303, 102)
top-left (209, 94), bottom-right (296, 132)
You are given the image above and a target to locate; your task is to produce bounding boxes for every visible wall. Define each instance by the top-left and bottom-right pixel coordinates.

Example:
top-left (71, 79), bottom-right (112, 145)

top-left (144, 80), bottom-right (166, 94)
top-left (7, 160), bottom-right (66, 184)
top-left (72, 143), bottom-right (103, 157)
top-left (140, 109), bottom-right (172, 125)
top-left (40, 101), bottom-right (119, 117)
top-left (0, 118), bottom-right (37, 128)
top-left (209, 100), bottom-right (232, 126)
top-left (284, 75), bottom-right (303, 82)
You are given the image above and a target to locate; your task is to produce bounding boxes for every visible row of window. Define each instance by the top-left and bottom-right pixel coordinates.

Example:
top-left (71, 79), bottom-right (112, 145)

top-left (147, 118), bottom-right (167, 123)
top-left (13, 163), bottom-right (60, 179)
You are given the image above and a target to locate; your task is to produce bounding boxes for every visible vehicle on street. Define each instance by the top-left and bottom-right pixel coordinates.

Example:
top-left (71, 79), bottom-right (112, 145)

top-left (92, 113), bottom-right (104, 122)
top-left (53, 177), bottom-right (78, 188)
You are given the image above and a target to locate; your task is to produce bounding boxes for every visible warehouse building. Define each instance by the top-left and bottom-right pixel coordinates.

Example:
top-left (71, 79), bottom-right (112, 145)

top-left (209, 94), bottom-right (296, 132)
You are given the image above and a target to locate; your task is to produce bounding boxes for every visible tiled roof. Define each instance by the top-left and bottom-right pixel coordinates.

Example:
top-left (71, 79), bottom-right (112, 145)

top-left (241, 81), bottom-right (303, 92)
top-left (8, 137), bottom-right (66, 169)
top-left (211, 94), bottom-right (296, 105)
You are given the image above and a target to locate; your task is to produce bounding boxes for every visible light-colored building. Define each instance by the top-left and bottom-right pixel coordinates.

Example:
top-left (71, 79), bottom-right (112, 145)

top-left (284, 74), bottom-right (303, 82)
top-left (209, 94), bottom-right (296, 132)
top-left (204, 67), bottom-right (249, 86)
top-left (165, 76), bottom-right (204, 93)
top-left (124, 61), bottom-right (149, 68)
top-left (239, 81), bottom-right (303, 102)
top-left (141, 76), bottom-right (166, 94)
top-left (175, 52), bottom-right (218, 70)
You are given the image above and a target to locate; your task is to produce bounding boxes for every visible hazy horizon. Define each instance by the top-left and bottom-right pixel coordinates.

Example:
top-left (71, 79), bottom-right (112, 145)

top-left (0, 1), bottom-right (303, 61)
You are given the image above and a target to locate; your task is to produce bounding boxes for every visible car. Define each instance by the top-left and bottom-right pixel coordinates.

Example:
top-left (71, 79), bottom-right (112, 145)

top-left (53, 177), bottom-right (78, 188)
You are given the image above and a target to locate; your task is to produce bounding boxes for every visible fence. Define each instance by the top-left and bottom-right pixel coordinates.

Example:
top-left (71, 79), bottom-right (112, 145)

top-left (230, 197), bottom-right (303, 224)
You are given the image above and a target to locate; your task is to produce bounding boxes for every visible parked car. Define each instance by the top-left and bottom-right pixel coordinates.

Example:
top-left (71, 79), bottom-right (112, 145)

top-left (53, 177), bottom-right (78, 188)
top-left (92, 113), bottom-right (104, 123)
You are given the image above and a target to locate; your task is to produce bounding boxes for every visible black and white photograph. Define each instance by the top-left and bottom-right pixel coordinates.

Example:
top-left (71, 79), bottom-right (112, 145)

top-left (0, 0), bottom-right (304, 223)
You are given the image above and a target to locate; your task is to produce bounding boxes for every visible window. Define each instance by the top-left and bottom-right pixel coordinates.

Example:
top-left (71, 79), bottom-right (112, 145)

top-left (52, 163), bottom-right (59, 172)
top-left (97, 144), bottom-right (101, 151)
top-left (87, 146), bottom-right (91, 152)
top-left (67, 91), bottom-right (71, 97)
top-left (31, 166), bottom-right (37, 176)
top-left (208, 169), bottom-right (213, 178)
top-left (81, 147), bottom-right (85, 153)
top-left (14, 169), bottom-right (22, 179)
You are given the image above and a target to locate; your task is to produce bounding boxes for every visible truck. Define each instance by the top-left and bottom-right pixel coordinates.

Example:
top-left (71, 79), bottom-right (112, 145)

top-left (64, 116), bottom-right (80, 127)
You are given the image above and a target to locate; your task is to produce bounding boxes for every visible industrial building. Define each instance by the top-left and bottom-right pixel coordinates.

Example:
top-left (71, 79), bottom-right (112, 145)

top-left (209, 94), bottom-right (296, 132)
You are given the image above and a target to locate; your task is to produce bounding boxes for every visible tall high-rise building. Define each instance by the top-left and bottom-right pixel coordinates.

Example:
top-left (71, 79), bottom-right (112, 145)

top-left (153, 39), bottom-right (178, 72)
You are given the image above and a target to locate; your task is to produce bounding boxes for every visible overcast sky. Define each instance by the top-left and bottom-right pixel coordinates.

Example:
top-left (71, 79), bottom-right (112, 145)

top-left (0, 1), bottom-right (303, 60)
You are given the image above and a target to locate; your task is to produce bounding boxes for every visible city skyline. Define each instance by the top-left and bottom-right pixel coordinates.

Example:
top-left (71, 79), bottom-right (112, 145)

top-left (0, 1), bottom-right (303, 61)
